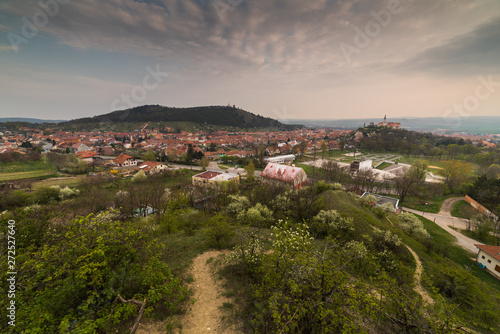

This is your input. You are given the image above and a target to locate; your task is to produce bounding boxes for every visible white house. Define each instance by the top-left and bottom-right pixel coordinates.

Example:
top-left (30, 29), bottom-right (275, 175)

top-left (475, 244), bottom-right (500, 279)
top-left (113, 154), bottom-right (137, 168)
top-left (136, 161), bottom-right (169, 175)
top-left (265, 154), bottom-right (296, 164)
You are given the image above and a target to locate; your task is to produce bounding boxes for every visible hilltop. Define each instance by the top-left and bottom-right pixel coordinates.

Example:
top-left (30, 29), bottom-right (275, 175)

top-left (59, 105), bottom-right (301, 132)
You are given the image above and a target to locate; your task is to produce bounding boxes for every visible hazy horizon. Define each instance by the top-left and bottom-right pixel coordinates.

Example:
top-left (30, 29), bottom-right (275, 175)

top-left (1, 1), bottom-right (500, 122)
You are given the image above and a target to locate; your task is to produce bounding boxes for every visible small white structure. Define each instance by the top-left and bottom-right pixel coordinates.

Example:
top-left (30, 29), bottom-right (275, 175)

top-left (192, 170), bottom-right (240, 186)
top-left (265, 154), bottom-right (295, 164)
top-left (350, 159), bottom-right (372, 173)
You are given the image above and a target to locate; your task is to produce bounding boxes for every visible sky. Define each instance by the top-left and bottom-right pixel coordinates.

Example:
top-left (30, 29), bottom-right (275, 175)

top-left (0, 0), bottom-right (500, 122)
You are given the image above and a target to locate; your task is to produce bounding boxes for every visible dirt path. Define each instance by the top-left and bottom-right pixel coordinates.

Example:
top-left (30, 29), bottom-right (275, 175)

top-left (405, 245), bottom-right (434, 305)
top-left (180, 250), bottom-right (238, 334)
top-left (439, 197), bottom-right (464, 216)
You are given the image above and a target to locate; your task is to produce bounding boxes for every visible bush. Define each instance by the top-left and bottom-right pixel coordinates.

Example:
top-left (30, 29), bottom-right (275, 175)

top-left (34, 186), bottom-right (60, 204)
top-left (310, 209), bottom-right (354, 239)
top-left (237, 203), bottom-right (274, 228)
top-left (59, 186), bottom-right (79, 200)
top-left (397, 212), bottom-right (430, 240)
top-left (206, 215), bottom-right (235, 249)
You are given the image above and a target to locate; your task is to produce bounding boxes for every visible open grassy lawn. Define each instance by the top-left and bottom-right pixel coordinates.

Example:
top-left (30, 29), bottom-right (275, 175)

top-left (451, 200), bottom-right (478, 219)
top-left (0, 159), bottom-right (57, 182)
top-left (399, 195), bottom-right (450, 213)
top-left (33, 176), bottom-right (86, 190)
top-left (375, 162), bottom-right (392, 170)
top-left (396, 156), bottom-right (479, 174)
top-left (296, 163), bottom-right (318, 177)
top-left (0, 159), bottom-right (50, 173)
top-left (0, 170), bottom-right (57, 182)
top-left (455, 228), bottom-right (499, 248)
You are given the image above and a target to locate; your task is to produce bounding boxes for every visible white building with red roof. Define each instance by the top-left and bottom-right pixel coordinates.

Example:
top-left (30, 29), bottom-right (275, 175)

top-left (261, 163), bottom-right (307, 188)
top-left (113, 154), bottom-right (137, 168)
top-left (192, 170), bottom-right (240, 186)
top-left (475, 244), bottom-right (500, 279)
top-left (136, 161), bottom-right (168, 175)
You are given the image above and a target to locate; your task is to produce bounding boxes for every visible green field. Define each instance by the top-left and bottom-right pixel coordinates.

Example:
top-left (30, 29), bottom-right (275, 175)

top-left (375, 162), bottom-right (392, 170)
top-left (33, 176), bottom-right (85, 189)
top-left (451, 200), bottom-right (478, 219)
top-left (0, 159), bottom-right (56, 181)
top-left (396, 156), bottom-right (479, 174)
top-left (0, 170), bottom-right (57, 182)
top-left (396, 195), bottom-right (450, 213)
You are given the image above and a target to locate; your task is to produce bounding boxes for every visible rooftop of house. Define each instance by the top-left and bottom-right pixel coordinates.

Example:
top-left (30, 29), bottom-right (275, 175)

top-left (261, 163), bottom-right (305, 182)
top-left (193, 171), bottom-right (222, 179)
top-left (475, 244), bottom-right (500, 262)
top-left (113, 154), bottom-right (134, 164)
top-left (137, 161), bottom-right (162, 173)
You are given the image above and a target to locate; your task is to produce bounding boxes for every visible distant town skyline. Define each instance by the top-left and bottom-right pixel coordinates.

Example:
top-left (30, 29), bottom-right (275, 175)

top-left (1, 0), bottom-right (500, 121)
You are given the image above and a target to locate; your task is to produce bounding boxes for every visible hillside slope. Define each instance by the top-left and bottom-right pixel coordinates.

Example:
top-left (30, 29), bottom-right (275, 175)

top-left (64, 105), bottom-right (300, 130)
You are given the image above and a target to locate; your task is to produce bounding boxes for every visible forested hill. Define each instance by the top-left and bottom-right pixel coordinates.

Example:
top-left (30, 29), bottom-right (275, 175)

top-left (64, 105), bottom-right (300, 130)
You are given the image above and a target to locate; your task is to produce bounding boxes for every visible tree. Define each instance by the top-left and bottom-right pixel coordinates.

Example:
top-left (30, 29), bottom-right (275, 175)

top-left (141, 149), bottom-right (157, 162)
top-left (321, 140), bottom-right (328, 160)
top-left (0, 211), bottom-right (189, 333)
top-left (442, 160), bottom-right (472, 192)
top-left (186, 144), bottom-right (194, 164)
top-left (397, 212), bottom-right (430, 240)
top-left (485, 164), bottom-right (500, 180)
top-left (393, 160), bottom-right (428, 203)
top-left (133, 170), bottom-right (147, 182)
top-left (244, 160), bottom-right (255, 183)
top-left (298, 140), bottom-right (308, 157)
top-left (198, 156), bottom-right (209, 169)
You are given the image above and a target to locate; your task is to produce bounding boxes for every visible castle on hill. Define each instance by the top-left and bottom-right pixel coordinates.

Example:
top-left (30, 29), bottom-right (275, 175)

top-left (373, 115), bottom-right (401, 129)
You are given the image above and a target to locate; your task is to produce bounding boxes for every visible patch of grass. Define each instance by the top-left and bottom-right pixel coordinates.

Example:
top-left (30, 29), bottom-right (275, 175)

top-left (33, 176), bottom-right (84, 190)
top-left (375, 162), bottom-right (392, 170)
top-left (400, 195), bottom-right (450, 214)
top-left (455, 228), bottom-right (498, 247)
top-left (296, 163), bottom-right (316, 176)
top-left (0, 159), bottom-right (51, 173)
top-left (160, 228), bottom-right (208, 276)
top-left (222, 290), bottom-right (236, 298)
top-left (0, 170), bottom-right (57, 181)
top-left (165, 317), bottom-right (183, 334)
top-left (222, 302), bottom-right (234, 310)
top-left (206, 257), bottom-right (214, 264)
top-left (451, 200), bottom-right (477, 219)
top-left (320, 190), bottom-right (391, 233)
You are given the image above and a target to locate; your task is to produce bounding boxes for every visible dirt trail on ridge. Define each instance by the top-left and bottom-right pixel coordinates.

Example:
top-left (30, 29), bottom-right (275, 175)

top-left (179, 250), bottom-right (239, 334)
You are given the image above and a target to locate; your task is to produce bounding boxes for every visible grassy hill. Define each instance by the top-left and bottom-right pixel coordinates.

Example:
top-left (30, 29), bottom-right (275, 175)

top-left (60, 105), bottom-right (302, 131)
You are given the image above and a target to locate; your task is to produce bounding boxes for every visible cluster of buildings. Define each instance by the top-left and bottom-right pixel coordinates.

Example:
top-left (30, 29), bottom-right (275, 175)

top-left (0, 125), bottom-right (351, 165)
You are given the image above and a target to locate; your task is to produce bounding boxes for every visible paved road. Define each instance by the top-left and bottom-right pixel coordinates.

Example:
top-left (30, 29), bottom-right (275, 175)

top-left (403, 207), bottom-right (479, 254)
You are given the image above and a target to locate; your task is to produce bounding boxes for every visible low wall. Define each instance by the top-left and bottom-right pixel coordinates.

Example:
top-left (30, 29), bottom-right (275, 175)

top-left (465, 195), bottom-right (498, 219)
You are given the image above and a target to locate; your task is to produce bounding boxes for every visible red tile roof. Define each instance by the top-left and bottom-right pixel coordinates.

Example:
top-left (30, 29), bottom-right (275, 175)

top-left (475, 244), bottom-right (500, 262)
top-left (137, 161), bottom-right (162, 173)
top-left (113, 154), bottom-right (134, 164)
top-left (76, 151), bottom-right (98, 159)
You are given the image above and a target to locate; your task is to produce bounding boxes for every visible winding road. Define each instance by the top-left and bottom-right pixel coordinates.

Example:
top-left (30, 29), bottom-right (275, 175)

top-left (403, 197), bottom-right (480, 254)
